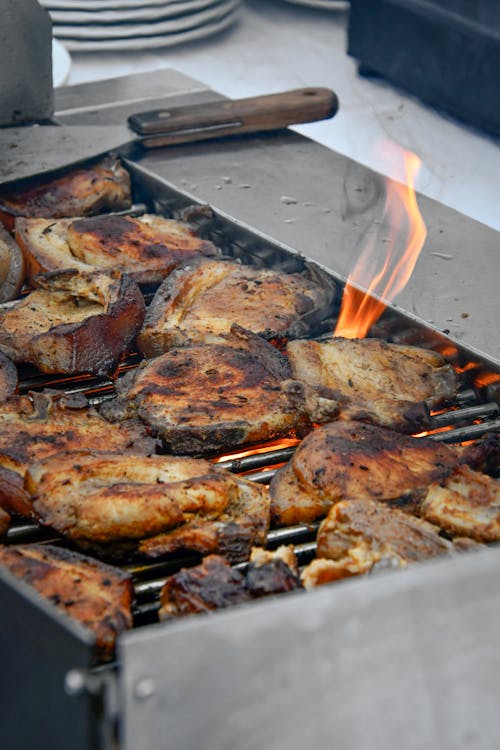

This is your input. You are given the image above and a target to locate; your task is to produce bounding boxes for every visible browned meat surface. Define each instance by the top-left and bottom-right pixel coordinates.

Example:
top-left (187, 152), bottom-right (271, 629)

top-left (101, 327), bottom-right (330, 455)
top-left (0, 391), bottom-right (156, 481)
top-left (25, 450), bottom-right (270, 562)
top-left (159, 546), bottom-right (302, 620)
top-left (0, 543), bottom-right (133, 660)
top-left (0, 351), bottom-right (17, 402)
top-left (270, 420), bottom-right (463, 525)
top-left (0, 224), bottom-right (24, 301)
top-left (421, 465), bottom-right (500, 542)
top-left (0, 506), bottom-right (10, 536)
top-left (0, 465), bottom-right (32, 518)
top-left (0, 156), bottom-right (131, 232)
top-left (287, 337), bottom-right (458, 433)
top-left (0, 269), bottom-right (145, 376)
top-left (301, 499), bottom-right (453, 588)
top-left (15, 212), bottom-right (220, 285)
top-left (137, 257), bottom-right (335, 357)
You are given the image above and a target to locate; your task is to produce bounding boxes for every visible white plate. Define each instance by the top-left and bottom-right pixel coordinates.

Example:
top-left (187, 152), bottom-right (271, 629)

top-left (41, 0), bottom-right (208, 10)
top-left (52, 0), bottom-right (238, 39)
top-left (56, 8), bottom-right (238, 51)
top-left (281, 0), bottom-right (349, 9)
top-left (48, 0), bottom-right (217, 25)
top-left (52, 38), bottom-right (72, 87)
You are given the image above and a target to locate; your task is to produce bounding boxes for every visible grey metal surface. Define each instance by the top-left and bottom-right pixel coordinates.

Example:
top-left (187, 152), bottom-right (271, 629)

top-left (0, 0), bottom-right (53, 126)
top-left (0, 567), bottom-right (100, 750)
top-left (120, 547), bottom-right (500, 750)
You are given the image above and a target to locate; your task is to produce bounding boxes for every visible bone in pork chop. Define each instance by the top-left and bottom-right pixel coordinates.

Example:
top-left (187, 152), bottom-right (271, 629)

top-left (0, 156), bottom-right (132, 232)
top-left (287, 337), bottom-right (458, 433)
top-left (15, 212), bottom-right (220, 285)
top-left (269, 420), bottom-right (472, 526)
top-left (0, 543), bottom-right (133, 660)
top-left (0, 268), bottom-right (145, 376)
top-left (101, 326), bottom-right (337, 455)
top-left (137, 257), bottom-right (336, 356)
top-left (25, 450), bottom-right (270, 563)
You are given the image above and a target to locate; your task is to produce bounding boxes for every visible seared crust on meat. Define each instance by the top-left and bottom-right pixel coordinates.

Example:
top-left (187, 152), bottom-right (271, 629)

top-left (287, 337), bottom-right (458, 432)
top-left (0, 506), bottom-right (10, 536)
top-left (159, 547), bottom-right (302, 620)
top-left (421, 465), bottom-right (500, 542)
top-left (0, 391), bottom-right (156, 479)
top-left (25, 450), bottom-right (270, 562)
top-left (101, 327), bottom-right (313, 455)
top-left (0, 543), bottom-right (133, 660)
top-left (137, 257), bottom-right (336, 356)
top-left (269, 420), bottom-right (461, 525)
top-left (0, 224), bottom-right (24, 301)
top-left (0, 351), bottom-right (17, 402)
top-left (0, 156), bottom-right (131, 232)
top-left (15, 213), bottom-right (220, 285)
top-left (0, 465), bottom-right (32, 518)
top-left (0, 269), bottom-right (145, 375)
top-left (301, 499), bottom-right (453, 587)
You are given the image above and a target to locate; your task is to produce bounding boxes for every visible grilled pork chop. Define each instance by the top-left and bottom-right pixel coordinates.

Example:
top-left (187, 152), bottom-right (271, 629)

top-left (287, 337), bottom-right (458, 433)
top-left (0, 224), bottom-right (24, 301)
top-left (15, 212), bottom-right (220, 285)
top-left (137, 257), bottom-right (335, 357)
top-left (25, 450), bottom-right (270, 562)
top-left (0, 156), bottom-right (132, 232)
top-left (269, 420), bottom-right (468, 526)
top-left (0, 543), bottom-right (133, 659)
top-left (301, 499), bottom-right (454, 588)
top-left (0, 268), bottom-right (145, 375)
top-left (421, 465), bottom-right (500, 542)
top-left (101, 327), bottom-right (336, 455)
top-left (159, 546), bottom-right (302, 620)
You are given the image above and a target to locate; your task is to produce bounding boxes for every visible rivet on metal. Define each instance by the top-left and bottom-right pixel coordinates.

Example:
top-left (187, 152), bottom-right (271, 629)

top-left (65, 669), bottom-right (86, 696)
top-left (134, 677), bottom-right (156, 701)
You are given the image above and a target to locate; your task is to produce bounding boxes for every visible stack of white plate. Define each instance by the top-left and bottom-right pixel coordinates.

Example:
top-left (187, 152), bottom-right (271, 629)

top-left (40, 0), bottom-right (241, 52)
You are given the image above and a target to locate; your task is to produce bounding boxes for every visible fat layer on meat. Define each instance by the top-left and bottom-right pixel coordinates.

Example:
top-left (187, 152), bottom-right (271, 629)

top-left (25, 450), bottom-right (270, 562)
top-left (137, 257), bottom-right (336, 357)
top-left (269, 420), bottom-right (463, 525)
top-left (301, 499), bottom-right (453, 588)
top-left (0, 543), bottom-right (133, 660)
top-left (101, 327), bottom-right (330, 455)
top-left (0, 268), bottom-right (145, 375)
top-left (15, 213), bottom-right (220, 285)
top-left (0, 156), bottom-right (132, 232)
top-left (421, 465), bottom-right (500, 542)
top-left (287, 337), bottom-right (458, 433)
top-left (159, 546), bottom-right (302, 620)
top-left (0, 391), bottom-right (156, 479)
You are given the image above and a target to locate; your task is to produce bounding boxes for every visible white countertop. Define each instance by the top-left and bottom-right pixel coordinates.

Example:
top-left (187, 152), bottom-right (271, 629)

top-left (60, 0), bottom-right (500, 232)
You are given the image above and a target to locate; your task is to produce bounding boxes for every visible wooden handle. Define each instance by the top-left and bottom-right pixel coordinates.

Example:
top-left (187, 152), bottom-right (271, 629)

top-left (128, 88), bottom-right (339, 148)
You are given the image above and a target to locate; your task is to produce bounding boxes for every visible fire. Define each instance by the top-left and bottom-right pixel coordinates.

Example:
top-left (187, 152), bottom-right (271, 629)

top-left (334, 143), bottom-right (427, 338)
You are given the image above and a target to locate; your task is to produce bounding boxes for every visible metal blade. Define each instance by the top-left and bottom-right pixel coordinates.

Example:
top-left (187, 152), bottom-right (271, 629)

top-left (0, 124), bottom-right (135, 185)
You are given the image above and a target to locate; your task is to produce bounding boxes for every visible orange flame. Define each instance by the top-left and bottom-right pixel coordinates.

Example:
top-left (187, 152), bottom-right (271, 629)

top-left (335, 144), bottom-right (427, 338)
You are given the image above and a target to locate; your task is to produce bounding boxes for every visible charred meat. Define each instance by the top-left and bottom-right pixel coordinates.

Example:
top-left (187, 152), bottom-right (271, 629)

top-left (25, 450), bottom-right (270, 562)
top-left (0, 156), bottom-right (132, 232)
top-left (0, 269), bottom-right (145, 376)
top-left (159, 546), bottom-right (302, 620)
top-left (0, 224), bottom-right (24, 301)
top-left (137, 257), bottom-right (335, 357)
top-left (269, 420), bottom-right (468, 526)
top-left (0, 543), bottom-right (133, 660)
top-left (287, 337), bottom-right (458, 433)
top-left (15, 212), bottom-right (220, 285)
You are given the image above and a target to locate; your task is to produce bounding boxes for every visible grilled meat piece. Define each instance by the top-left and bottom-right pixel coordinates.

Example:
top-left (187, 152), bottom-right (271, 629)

top-left (287, 337), bottom-right (458, 433)
top-left (0, 268), bottom-right (145, 375)
top-left (25, 450), bottom-right (270, 562)
top-left (0, 351), bottom-right (17, 402)
top-left (137, 257), bottom-right (335, 357)
top-left (15, 212), bottom-right (220, 285)
top-left (0, 465), bottom-right (32, 518)
top-left (0, 156), bottom-right (131, 232)
top-left (421, 465), bottom-right (500, 542)
top-left (0, 506), bottom-right (10, 536)
top-left (0, 391), bottom-right (156, 481)
top-left (159, 546), bottom-right (302, 620)
top-left (301, 499), bottom-right (453, 588)
top-left (101, 327), bottom-right (329, 455)
top-left (0, 224), bottom-right (24, 301)
top-left (269, 420), bottom-right (465, 526)
top-left (0, 543), bottom-right (133, 660)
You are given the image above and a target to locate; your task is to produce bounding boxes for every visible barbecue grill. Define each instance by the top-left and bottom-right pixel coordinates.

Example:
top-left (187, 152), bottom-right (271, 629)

top-left (2, 74), bottom-right (500, 750)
